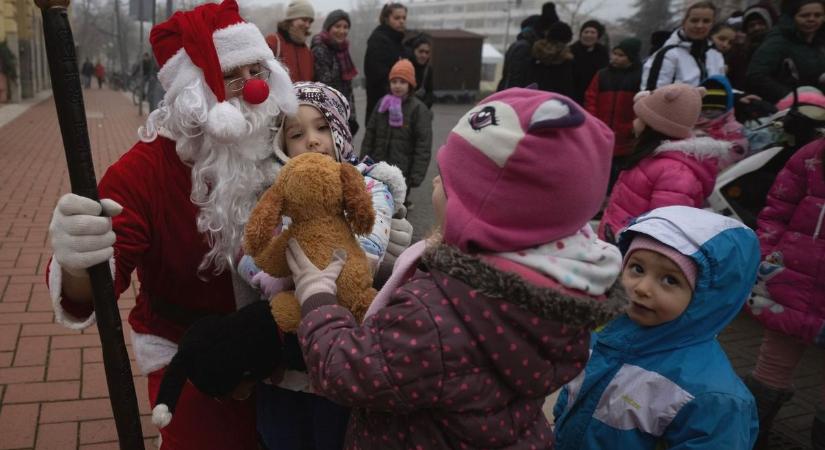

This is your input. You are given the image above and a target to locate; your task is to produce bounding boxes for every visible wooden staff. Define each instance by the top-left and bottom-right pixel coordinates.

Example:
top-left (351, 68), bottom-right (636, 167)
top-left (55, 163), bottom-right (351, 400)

top-left (34, 1), bottom-right (145, 448)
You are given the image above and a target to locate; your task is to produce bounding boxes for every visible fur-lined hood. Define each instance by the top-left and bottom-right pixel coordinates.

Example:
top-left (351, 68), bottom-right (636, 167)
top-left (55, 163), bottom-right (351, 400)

top-left (532, 39), bottom-right (574, 66)
top-left (654, 136), bottom-right (732, 161)
top-left (423, 244), bottom-right (628, 328)
top-left (362, 161), bottom-right (407, 215)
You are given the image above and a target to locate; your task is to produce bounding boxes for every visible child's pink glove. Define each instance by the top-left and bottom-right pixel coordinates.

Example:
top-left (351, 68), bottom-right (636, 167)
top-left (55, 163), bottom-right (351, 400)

top-left (252, 271), bottom-right (295, 298)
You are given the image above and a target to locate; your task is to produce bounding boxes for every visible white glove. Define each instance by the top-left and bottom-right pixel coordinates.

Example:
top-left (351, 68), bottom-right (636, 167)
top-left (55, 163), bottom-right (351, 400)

top-left (387, 209), bottom-right (413, 260)
top-left (285, 239), bottom-right (347, 305)
top-left (49, 193), bottom-right (122, 277)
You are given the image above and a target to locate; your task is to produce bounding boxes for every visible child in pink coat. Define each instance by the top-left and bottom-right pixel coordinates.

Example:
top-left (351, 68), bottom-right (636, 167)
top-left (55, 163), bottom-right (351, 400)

top-left (598, 83), bottom-right (732, 242)
top-left (697, 75), bottom-right (749, 165)
top-left (744, 137), bottom-right (825, 449)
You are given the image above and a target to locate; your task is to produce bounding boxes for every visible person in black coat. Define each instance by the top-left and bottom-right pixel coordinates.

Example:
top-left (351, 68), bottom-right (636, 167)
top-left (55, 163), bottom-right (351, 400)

top-left (405, 33), bottom-right (435, 108)
top-left (570, 19), bottom-right (610, 104)
top-left (532, 21), bottom-right (575, 97)
top-left (498, 15), bottom-right (542, 90)
top-left (364, 3), bottom-right (409, 122)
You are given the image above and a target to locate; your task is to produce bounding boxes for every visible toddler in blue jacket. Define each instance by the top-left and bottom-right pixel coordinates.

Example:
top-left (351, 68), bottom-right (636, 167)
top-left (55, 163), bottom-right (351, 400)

top-left (554, 205), bottom-right (759, 449)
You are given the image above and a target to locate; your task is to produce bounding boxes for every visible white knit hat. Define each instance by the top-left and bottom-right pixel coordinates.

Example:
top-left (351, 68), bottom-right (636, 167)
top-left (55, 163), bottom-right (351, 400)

top-left (284, 0), bottom-right (315, 21)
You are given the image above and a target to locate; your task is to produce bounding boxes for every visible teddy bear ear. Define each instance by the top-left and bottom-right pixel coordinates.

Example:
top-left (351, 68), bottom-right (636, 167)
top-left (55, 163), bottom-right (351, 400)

top-left (340, 163), bottom-right (375, 236)
top-left (244, 182), bottom-right (284, 257)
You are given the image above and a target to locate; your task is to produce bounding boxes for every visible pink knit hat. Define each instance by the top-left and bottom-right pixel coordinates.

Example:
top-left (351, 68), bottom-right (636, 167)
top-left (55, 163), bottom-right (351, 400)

top-left (633, 83), bottom-right (705, 139)
top-left (437, 88), bottom-right (614, 253)
top-left (625, 235), bottom-right (698, 290)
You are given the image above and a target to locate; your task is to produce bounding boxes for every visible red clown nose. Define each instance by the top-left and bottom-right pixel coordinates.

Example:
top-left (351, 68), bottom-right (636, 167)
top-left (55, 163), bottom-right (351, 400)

top-left (242, 78), bottom-right (269, 105)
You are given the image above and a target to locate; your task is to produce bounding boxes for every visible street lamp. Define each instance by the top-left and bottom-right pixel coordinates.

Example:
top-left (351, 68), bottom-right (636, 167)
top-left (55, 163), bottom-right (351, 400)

top-left (502, 0), bottom-right (523, 52)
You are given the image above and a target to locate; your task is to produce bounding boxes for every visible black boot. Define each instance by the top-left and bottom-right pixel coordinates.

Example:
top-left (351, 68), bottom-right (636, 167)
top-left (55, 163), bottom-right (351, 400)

top-left (812, 405), bottom-right (825, 450)
top-left (744, 374), bottom-right (795, 450)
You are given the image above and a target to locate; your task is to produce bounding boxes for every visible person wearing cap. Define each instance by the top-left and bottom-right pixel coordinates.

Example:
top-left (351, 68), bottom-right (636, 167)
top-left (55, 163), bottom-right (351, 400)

top-left (237, 81), bottom-right (406, 450)
top-left (498, 14), bottom-right (542, 90)
top-left (45, 1), bottom-right (298, 448)
top-left (598, 83), bottom-right (734, 242)
top-left (285, 87), bottom-right (627, 449)
top-left (641, 1), bottom-right (725, 90)
top-left (363, 59), bottom-right (432, 211)
top-left (584, 37), bottom-right (643, 166)
top-left (727, 1), bottom-right (779, 90)
top-left (747, 0), bottom-right (825, 103)
top-left (364, 2), bottom-right (409, 122)
top-left (555, 206), bottom-right (759, 450)
top-left (312, 9), bottom-right (360, 134)
top-left (570, 19), bottom-right (609, 105)
top-left (266, 0), bottom-right (316, 82)
top-left (696, 75), bottom-right (749, 163)
top-left (531, 21), bottom-right (576, 96)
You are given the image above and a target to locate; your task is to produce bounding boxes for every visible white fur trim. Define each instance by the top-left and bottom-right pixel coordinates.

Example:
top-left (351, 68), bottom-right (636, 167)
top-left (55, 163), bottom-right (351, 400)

top-left (264, 59), bottom-right (298, 115)
top-left (132, 332), bottom-right (177, 375)
top-left (48, 257), bottom-right (115, 330)
top-left (213, 23), bottom-right (273, 72)
top-left (274, 370), bottom-right (314, 393)
top-left (654, 136), bottom-right (732, 160)
top-left (157, 49), bottom-right (206, 102)
top-left (206, 101), bottom-right (247, 142)
top-left (152, 404), bottom-right (173, 428)
top-left (365, 162), bottom-right (407, 214)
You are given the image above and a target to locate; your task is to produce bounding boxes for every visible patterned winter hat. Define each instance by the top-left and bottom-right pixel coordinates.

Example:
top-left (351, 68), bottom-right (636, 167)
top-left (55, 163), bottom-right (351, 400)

top-left (701, 76), bottom-right (734, 112)
top-left (437, 87), bottom-right (614, 253)
top-left (275, 82), bottom-right (356, 164)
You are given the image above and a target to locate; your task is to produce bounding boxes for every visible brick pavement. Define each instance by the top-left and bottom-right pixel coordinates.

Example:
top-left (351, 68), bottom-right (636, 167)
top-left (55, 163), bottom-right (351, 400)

top-left (0, 87), bottom-right (156, 450)
top-left (0, 86), bottom-right (821, 449)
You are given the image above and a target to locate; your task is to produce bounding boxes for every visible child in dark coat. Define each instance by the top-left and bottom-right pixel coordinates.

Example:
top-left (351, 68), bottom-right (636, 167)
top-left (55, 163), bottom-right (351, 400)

top-left (585, 38), bottom-right (643, 159)
top-left (363, 59), bottom-right (433, 209)
top-left (287, 88), bottom-right (627, 449)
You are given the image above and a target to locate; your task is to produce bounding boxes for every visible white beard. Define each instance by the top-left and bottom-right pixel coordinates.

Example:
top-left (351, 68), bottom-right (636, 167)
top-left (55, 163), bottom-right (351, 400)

top-left (139, 79), bottom-right (283, 275)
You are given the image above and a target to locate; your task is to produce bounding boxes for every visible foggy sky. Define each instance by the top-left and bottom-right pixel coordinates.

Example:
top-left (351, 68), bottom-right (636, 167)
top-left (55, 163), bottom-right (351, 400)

top-left (239, 0), bottom-right (636, 23)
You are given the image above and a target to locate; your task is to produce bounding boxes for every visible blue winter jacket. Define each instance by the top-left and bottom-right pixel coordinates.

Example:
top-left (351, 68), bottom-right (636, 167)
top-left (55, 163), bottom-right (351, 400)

top-left (554, 206), bottom-right (760, 450)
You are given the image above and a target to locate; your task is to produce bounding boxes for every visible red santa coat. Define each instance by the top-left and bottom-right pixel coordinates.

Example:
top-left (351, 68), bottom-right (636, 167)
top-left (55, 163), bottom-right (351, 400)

top-left (47, 136), bottom-right (258, 450)
top-left (50, 136), bottom-right (238, 342)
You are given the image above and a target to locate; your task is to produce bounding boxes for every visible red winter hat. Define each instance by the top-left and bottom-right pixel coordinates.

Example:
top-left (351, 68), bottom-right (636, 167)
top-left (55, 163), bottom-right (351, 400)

top-left (151, 0), bottom-right (274, 102)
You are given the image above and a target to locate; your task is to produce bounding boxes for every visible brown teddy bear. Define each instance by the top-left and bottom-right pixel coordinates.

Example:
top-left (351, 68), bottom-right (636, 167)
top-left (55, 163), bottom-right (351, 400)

top-left (244, 152), bottom-right (377, 332)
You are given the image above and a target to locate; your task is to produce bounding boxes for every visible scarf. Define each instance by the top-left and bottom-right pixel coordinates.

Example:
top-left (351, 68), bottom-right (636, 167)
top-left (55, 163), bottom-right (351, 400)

top-left (494, 224), bottom-right (622, 296)
top-left (378, 94), bottom-right (404, 128)
top-left (319, 31), bottom-right (358, 81)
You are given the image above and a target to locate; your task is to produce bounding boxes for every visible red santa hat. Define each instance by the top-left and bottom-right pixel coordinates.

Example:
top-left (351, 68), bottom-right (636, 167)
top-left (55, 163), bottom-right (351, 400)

top-left (150, 0), bottom-right (295, 140)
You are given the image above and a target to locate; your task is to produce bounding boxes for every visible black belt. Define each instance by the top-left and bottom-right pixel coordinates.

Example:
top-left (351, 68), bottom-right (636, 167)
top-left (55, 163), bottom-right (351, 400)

top-left (149, 294), bottom-right (219, 328)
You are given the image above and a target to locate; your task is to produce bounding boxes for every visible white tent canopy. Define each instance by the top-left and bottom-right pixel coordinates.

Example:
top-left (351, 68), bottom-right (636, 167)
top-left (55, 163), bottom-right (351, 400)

top-left (482, 43), bottom-right (504, 64)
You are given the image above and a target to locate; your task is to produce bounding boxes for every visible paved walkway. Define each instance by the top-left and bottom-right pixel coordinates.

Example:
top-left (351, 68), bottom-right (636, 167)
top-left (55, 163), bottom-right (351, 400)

top-left (0, 87), bottom-right (820, 449)
top-left (0, 88), bottom-right (155, 450)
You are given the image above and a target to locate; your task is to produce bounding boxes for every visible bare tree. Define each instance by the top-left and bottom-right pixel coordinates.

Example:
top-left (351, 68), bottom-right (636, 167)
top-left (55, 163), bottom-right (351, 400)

top-left (621, 0), bottom-right (676, 55)
top-left (556, 0), bottom-right (609, 32)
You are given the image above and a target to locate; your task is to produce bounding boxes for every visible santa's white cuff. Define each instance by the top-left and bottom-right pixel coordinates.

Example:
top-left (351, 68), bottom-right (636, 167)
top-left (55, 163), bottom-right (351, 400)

top-left (48, 256), bottom-right (115, 330)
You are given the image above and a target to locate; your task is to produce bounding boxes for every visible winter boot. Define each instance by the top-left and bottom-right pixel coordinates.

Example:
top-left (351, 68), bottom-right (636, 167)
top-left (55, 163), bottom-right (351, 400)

top-left (744, 374), bottom-right (794, 450)
top-left (812, 404), bottom-right (825, 450)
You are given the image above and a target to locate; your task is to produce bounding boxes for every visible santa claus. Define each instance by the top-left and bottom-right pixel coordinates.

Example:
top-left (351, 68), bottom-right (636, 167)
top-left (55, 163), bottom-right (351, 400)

top-left (45, 1), bottom-right (411, 448)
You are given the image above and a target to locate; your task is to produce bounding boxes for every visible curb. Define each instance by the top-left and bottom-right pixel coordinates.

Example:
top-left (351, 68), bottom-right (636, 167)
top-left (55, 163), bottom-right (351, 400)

top-left (0, 89), bottom-right (54, 130)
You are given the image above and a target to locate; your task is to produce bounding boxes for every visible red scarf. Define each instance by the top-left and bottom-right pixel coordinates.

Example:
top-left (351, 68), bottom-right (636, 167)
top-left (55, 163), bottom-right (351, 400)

top-left (319, 31), bottom-right (358, 81)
